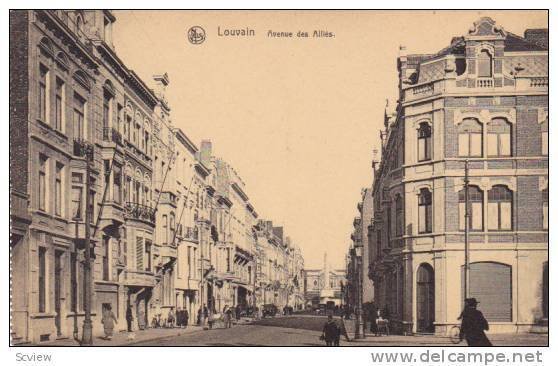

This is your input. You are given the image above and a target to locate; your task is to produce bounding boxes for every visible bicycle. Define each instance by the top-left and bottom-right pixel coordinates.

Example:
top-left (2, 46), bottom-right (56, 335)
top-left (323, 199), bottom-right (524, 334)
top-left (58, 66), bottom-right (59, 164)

top-left (449, 325), bottom-right (461, 344)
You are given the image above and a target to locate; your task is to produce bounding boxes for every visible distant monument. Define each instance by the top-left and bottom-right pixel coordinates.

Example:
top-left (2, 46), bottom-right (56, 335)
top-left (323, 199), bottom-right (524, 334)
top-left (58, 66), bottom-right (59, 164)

top-left (320, 252), bottom-right (336, 304)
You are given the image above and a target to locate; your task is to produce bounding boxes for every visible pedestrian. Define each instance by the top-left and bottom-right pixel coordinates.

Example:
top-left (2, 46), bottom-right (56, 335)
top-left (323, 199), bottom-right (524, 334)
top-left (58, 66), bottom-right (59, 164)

top-left (167, 309), bottom-right (175, 328)
top-left (208, 308), bottom-right (214, 330)
top-left (101, 304), bottom-right (117, 340)
top-left (126, 305), bottom-right (134, 332)
top-left (322, 315), bottom-right (340, 346)
top-left (197, 307), bottom-right (202, 326)
top-left (369, 302), bottom-right (378, 336)
top-left (203, 305), bottom-right (209, 326)
top-left (459, 298), bottom-right (492, 346)
top-left (184, 308), bottom-right (189, 328)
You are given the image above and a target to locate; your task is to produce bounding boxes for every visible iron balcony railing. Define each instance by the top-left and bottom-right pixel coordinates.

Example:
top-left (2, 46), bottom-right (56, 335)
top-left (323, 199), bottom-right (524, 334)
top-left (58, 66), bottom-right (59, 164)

top-left (73, 138), bottom-right (94, 160)
top-left (124, 202), bottom-right (156, 224)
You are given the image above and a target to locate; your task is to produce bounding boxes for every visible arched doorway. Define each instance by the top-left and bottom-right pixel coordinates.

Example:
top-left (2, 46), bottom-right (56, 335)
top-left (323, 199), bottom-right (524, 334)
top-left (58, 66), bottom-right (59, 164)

top-left (416, 264), bottom-right (435, 333)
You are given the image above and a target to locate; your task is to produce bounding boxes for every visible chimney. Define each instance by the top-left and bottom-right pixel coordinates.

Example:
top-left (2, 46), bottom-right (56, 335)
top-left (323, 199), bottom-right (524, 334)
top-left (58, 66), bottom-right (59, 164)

top-left (200, 139), bottom-right (212, 167)
top-left (153, 73), bottom-right (170, 100)
top-left (524, 29), bottom-right (548, 49)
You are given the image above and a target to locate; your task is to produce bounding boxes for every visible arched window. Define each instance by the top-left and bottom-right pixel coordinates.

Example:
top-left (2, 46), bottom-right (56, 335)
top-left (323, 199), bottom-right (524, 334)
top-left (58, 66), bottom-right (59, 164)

top-left (487, 118), bottom-right (511, 157)
top-left (458, 118), bottom-right (483, 157)
top-left (417, 122), bottom-right (432, 161)
top-left (542, 188), bottom-right (548, 230)
top-left (477, 49), bottom-right (493, 78)
top-left (487, 185), bottom-right (512, 231)
top-left (459, 185), bottom-right (483, 231)
top-left (418, 188), bottom-right (432, 234)
top-left (395, 194), bottom-right (404, 237)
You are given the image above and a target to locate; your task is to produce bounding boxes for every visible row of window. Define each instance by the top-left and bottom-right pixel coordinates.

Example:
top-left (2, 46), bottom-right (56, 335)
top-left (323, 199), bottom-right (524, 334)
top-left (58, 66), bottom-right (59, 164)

top-left (415, 117), bottom-right (548, 163)
top-left (38, 63), bottom-right (88, 140)
top-left (38, 61), bottom-right (154, 159)
top-left (382, 184), bottom-right (548, 245)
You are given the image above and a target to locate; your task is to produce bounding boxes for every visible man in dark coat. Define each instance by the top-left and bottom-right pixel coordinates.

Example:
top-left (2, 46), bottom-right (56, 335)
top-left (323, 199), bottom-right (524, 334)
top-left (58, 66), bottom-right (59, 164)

top-left (125, 305), bottom-right (134, 332)
top-left (322, 315), bottom-right (340, 346)
top-left (459, 298), bottom-right (492, 346)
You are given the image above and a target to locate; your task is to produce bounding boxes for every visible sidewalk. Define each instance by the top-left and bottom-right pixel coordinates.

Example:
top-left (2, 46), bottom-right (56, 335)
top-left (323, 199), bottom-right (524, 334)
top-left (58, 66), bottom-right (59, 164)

top-left (349, 332), bottom-right (548, 347)
top-left (36, 325), bottom-right (205, 347)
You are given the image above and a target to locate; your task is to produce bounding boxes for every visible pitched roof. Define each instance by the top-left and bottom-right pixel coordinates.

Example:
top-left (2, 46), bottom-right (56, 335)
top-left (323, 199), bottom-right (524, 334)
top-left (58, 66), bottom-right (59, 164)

top-left (504, 31), bottom-right (548, 52)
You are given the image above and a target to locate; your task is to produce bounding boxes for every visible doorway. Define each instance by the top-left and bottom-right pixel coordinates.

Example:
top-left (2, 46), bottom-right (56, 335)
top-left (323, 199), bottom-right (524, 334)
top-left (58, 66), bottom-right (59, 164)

top-left (54, 250), bottom-right (64, 336)
top-left (416, 263), bottom-right (435, 333)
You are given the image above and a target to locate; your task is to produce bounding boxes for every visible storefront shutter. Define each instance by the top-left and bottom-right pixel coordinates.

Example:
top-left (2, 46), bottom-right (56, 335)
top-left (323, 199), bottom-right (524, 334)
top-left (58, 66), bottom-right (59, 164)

top-left (462, 262), bottom-right (512, 322)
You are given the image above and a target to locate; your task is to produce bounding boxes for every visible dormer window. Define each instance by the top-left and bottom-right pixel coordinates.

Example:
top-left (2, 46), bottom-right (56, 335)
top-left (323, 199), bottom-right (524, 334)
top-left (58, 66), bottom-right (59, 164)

top-left (478, 49), bottom-right (493, 78)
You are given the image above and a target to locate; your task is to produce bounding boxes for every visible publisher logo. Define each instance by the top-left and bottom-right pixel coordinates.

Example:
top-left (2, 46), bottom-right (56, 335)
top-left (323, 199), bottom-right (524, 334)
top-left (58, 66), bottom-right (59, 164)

top-left (188, 26), bottom-right (206, 45)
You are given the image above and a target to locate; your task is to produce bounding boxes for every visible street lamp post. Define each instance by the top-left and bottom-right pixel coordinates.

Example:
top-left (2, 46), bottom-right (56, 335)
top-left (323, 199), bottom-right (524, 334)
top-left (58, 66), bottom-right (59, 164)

top-left (354, 245), bottom-right (364, 339)
top-left (80, 141), bottom-right (94, 346)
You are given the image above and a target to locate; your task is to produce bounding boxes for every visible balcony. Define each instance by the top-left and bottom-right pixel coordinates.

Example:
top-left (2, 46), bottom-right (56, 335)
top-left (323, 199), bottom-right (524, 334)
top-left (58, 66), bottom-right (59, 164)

top-left (73, 138), bottom-right (94, 160)
top-left (476, 78), bottom-right (493, 88)
top-left (182, 226), bottom-right (199, 242)
top-left (124, 202), bottom-right (156, 225)
top-left (102, 127), bottom-right (123, 146)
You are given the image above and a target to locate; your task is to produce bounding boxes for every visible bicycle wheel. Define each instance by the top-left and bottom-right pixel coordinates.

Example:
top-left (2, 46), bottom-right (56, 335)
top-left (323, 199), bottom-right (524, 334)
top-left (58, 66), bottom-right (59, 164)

top-left (449, 325), bottom-right (461, 344)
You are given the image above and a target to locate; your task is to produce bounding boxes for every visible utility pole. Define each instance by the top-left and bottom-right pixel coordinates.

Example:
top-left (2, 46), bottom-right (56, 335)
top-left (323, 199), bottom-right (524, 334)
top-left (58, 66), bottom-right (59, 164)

top-left (81, 142), bottom-right (94, 346)
top-left (463, 160), bottom-right (470, 302)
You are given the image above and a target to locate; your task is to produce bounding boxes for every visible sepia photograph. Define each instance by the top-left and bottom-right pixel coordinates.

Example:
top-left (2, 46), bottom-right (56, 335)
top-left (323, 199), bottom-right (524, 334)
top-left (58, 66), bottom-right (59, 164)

top-left (7, 7), bottom-right (549, 355)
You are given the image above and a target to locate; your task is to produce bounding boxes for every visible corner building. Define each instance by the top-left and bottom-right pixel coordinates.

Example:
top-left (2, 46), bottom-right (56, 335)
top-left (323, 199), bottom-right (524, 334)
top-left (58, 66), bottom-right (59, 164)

top-left (369, 18), bottom-right (548, 335)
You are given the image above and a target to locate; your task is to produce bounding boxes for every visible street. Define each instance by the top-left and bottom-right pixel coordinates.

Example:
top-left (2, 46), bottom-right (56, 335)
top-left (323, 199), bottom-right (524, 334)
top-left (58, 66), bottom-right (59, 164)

top-left (130, 316), bottom-right (548, 347)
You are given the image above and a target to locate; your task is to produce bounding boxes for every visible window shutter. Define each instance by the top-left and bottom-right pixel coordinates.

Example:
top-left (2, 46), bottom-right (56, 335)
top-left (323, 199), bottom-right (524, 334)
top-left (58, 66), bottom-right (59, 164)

top-left (136, 237), bottom-right (144, 271)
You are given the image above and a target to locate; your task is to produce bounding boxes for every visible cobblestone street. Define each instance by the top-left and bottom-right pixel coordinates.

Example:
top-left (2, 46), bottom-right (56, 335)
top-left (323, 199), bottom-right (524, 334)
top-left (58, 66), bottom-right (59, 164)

top-left (129, 316), bottom-right (547, 347)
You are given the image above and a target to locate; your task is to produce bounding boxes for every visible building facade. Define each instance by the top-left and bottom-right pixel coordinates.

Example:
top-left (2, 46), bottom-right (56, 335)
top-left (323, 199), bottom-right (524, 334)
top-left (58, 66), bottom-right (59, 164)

top-left (368, 17), bottom-right (548, 335)
top-left (9, 10), bottom-right (305, 344)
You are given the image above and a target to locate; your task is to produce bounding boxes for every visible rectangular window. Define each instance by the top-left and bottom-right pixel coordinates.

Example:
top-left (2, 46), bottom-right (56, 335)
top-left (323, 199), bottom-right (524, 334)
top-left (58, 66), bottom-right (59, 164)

top-left (470, 133), bottom-right (482, 157)
top-left (39, 155), bottom-right (48, 211)
top-left (55, 77), bottom-right (64, 131)
top-left (542, 132), bottom-right (548, 156)
top-left (459, 202), bottom-right (483, 231)
top-left (187, 246), bottom-right (192, 278)
top-left (103, 93), bottom-right (110, 130)
top-left (145, 132), bottom-right (150, 155)
top-left (38, 247), bottom-right (46, 313)
top-left (102, 236), bottom-right (110, 281)
top-left (418, 204), bottom-right (432, 233)
top-left (39, 65), bottom-right (49, 123)
top-left (88, 178), bottom-right (96, 224)
top-left (73, 93), bottom-right (85, 139)
top-left (488, 201), bottom-right (512, 231)
top-left (55, 162), bottom-right (63, 216)
top-left (113, 164), bottom-right (122, 204)
top-left (162, 214), bottom-right (168, 245)
top-left (145, 240), bottom-right (152, 272)
top-left (458, 134), bottom-right (469, 157)
top-left (71, 173), bottom-right (83, 220)
top-left (70, 252), bottom-right (77, 312)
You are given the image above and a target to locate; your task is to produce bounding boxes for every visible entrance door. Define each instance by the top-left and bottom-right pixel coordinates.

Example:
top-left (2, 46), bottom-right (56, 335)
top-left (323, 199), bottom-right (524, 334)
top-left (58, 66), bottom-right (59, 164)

top-left (416, 264), bottom-right (435, 333)
top-left (54, 251), bottom-right (63, 336)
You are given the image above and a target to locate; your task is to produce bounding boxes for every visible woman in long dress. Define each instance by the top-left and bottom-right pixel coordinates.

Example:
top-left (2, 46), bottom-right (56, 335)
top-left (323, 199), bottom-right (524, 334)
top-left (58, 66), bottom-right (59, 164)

top-left (102, 305), bottom-right (117, 340)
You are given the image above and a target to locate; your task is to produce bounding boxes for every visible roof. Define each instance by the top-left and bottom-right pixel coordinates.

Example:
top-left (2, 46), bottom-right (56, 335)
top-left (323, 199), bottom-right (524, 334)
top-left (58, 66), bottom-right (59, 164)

top-left (504, 31), bottom-right (548, 52)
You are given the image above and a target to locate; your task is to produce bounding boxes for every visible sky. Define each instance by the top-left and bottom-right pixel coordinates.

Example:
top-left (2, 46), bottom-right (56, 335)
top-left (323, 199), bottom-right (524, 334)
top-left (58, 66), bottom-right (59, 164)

top-left (111, 10), bottom-right (547, 269)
